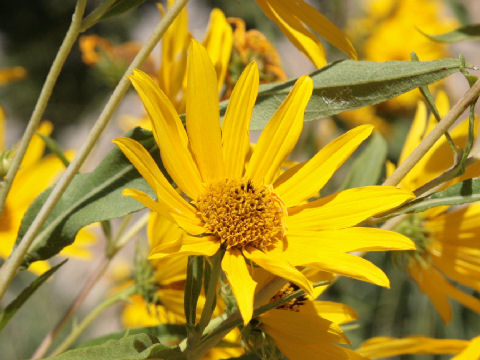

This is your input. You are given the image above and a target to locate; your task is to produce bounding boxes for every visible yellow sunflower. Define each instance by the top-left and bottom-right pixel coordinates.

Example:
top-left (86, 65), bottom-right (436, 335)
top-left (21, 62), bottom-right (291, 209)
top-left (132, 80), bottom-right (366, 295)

top-left (390, 92), bottom-right (480, 323)
top-left (357, 335), bottom-right (480, 359)
top-left (254, 0), bottom-right (357, 67)
top-left (0, 112), bottom-right (96, 275)
top-left (114, 40), bottom-right (415, 324)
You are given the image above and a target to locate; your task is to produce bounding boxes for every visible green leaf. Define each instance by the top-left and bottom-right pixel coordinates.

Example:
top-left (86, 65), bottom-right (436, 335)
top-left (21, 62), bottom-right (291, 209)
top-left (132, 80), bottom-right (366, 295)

top-left (0, 260), bottom-right (67, 332)
top-left (340, 132), bottom-right (388, 190)
top-left (444, 0), bottom-right (470, 25)
top-left (184, 256), bottom-right (204, 328)
top-left (419, 24), bottom-right (480, 43)
top-left (76, 325), bottom-right (187, 348)
top-left (36, 132), bottom-right (70, 167)
top-left (100, 0), bottom-right (147, 20)
top-left (389, 178), bottom-right (480, 215)
top-left (42, 333), bottom-right (185, 360)
top-left (16, 128), bottom-right (158, 268)
top-left (221, 58), bottom-right (464, 130)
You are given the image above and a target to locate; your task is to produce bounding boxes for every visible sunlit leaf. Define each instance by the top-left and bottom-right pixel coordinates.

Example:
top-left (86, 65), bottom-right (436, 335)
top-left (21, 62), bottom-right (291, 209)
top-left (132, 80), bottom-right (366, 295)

top-left (419, 24), bottom-right (480, 43)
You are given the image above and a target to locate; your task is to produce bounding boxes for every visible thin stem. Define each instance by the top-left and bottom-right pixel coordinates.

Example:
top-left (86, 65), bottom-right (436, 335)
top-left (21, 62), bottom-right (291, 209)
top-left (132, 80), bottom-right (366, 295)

top-left (80, 0), bottom-right (117, 32)
top-left (115, 212), bottom-right (149, 250)
top-left (0, 0), bottom-right (87, 211)
top-left (31, 259), bottom-right (110, 359)
top-left (49, 286), bottom-right (137, 357)
top-left (383, 79), bottom-right (480, 187)
top-left (0, 0), bottom-right (190, 302)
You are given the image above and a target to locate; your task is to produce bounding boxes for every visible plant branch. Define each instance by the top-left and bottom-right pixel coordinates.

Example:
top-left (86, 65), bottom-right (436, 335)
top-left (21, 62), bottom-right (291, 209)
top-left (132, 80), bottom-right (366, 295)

top-left (383, 79), bottom-right (480, 187)
top-left (0, 0), bottom-right (87, 212)
top-left (48, 285), bottom-right (137, 357)
top-left (31, 258), bottom-right (110, 359)
top-left (0, 0), bottom-right (191, 302)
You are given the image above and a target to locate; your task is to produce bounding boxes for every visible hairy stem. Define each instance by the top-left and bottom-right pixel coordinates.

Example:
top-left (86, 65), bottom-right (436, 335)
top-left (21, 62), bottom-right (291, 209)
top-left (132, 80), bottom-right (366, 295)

top-left (0, 0), bottom-right (190, 302)
top-left (383, 79), bottom-right (480, 187)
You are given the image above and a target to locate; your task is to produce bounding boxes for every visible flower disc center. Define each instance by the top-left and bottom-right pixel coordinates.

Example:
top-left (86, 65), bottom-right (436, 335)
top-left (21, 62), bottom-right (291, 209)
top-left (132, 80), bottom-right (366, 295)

top-left (196, 179), bottom-right (286, 251)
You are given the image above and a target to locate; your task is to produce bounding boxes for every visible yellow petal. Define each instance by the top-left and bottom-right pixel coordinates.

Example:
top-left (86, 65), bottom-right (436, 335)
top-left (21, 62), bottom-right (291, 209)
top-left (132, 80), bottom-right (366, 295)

top-left (113, 137), bottom-right (198, 222)
top-left (186, 40), bottom-right (225, 183)
top-left (266, 0), bottom-right (357, 60)
top-left (453, 336), bottom-right (480, 360)
top-left (288, 227), bottom-right (415, 253)
top-left (284, 238), bottom-right (390, 288)
top-left (245, 76), bottom-right (313, 185)
top-left (203, 8), bottom-right (233, 93)
top-left (408, 263), bottom-right (452, 324)
top-left (129, 69), bottom-right (204, 199)
top-left (149, 234), bottom-right (220, 260)
top-left (244, 247), bottom-right (313, 296)
top-left (222, 61), bottom-right (259, 179)
top-left (288, 186), bottom-right (414, 230)
top-left (399, 101), bottom-right (427, 165)
top-left (222, 249), bottom-right (257, 324)
top-left (357, 336), bottom-right (468, 359)
top-left (275, 125), bottom-right (373, 206)
top-left (313, 301), bottom-right (357, 325)
top-left (255, 0), bottom-right (327, 67)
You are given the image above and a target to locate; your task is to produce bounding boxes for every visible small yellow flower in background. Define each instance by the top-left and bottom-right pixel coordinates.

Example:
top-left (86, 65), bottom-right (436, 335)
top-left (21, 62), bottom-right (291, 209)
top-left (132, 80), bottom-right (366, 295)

top-left (254, 0), bottom-right (357, 67)
top-left (339, 0), bottom-right (458, 129)
top-left (357, 335), bottom-right (480, 359)
top-left (0, 66), bottom-right (26, 86)
top-left (0, 112), bottom-right (96, 275)
top-left (114, 40), bottom-right (415, 324)
top-left (391, 92), bottom-right (480, 323)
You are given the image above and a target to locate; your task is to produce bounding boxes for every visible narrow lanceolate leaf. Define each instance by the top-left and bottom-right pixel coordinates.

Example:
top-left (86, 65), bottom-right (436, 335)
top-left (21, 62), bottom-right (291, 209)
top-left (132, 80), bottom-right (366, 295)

top-left (100, 0), bottom-right (147, 21)
top-left (0, 260), bottom-right (66, 332)
top-left (419, 24), bottom-right (480, 43)
top-left (185, 256), bottom-right (204, 328)
top-left (76, 325), bottom-right (187, 348)
top-left (340, 132), bottom-right (388, 190)
top-left (389, 178), bottom-right (480, 216)
top-left (42, 333), bottom-right (185, 360)
top-left (16, 128), bottom-right (157, 268)
top-left (218, 58), bottom-right (464, 130)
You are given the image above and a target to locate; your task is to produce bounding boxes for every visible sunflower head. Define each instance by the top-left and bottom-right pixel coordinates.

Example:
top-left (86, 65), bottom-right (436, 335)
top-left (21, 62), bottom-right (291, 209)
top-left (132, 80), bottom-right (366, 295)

top-left (196, 179), bottom-right (287, 251)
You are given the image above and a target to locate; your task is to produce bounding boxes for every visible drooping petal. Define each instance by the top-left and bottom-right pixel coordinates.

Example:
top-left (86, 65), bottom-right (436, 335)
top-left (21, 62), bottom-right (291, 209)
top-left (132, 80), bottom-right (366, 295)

top-left (222, 61), bottom-right (259, 179)
top-left (284, 238), bottom-right (391, 288)
top-left (203, 8), bottom-right (233, 93)
top-left (222, 249), bottom-right (257, 324)
top-left (357, 336), bottom-right (468, 359)
top-left (255, 0), bottom-right (327, 67)
top-left (244, 247), bottom-right (313, 296)
top-left (275, 125), bottom-right (373, 206)
top-left (113, 137), bottom-right (198, 221)
top-left (129, 69), bottom-right (204, 199)
top-left (288, 227), bottom-right (415, 253)
top-left (186, 40), bottom-right (225, 183)
top-left (288, 186), bottom-right (414, 230)
top-left (245, 76), bottom-right (313, 185)
top-left (265, 0), bottom-right (357, 60)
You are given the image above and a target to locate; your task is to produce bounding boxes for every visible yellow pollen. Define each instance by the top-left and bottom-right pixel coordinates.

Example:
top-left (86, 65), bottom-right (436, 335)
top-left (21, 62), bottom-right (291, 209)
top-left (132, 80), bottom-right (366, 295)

top-left (196, 179), bottom-right (287, 251)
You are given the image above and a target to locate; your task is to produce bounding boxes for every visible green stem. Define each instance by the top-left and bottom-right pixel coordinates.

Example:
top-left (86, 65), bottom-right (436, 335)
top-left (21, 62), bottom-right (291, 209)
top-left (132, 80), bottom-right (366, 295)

top-left (0, 0), bottom-right (191, 303)
top-left (80, 0), bottom-right (117, 32)
top-left (0, 0), bottom-right (86, 212)
top-left (49, 286), bottom-right (137, 357)
top-left (383, 79), bottom-right (480, 187)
